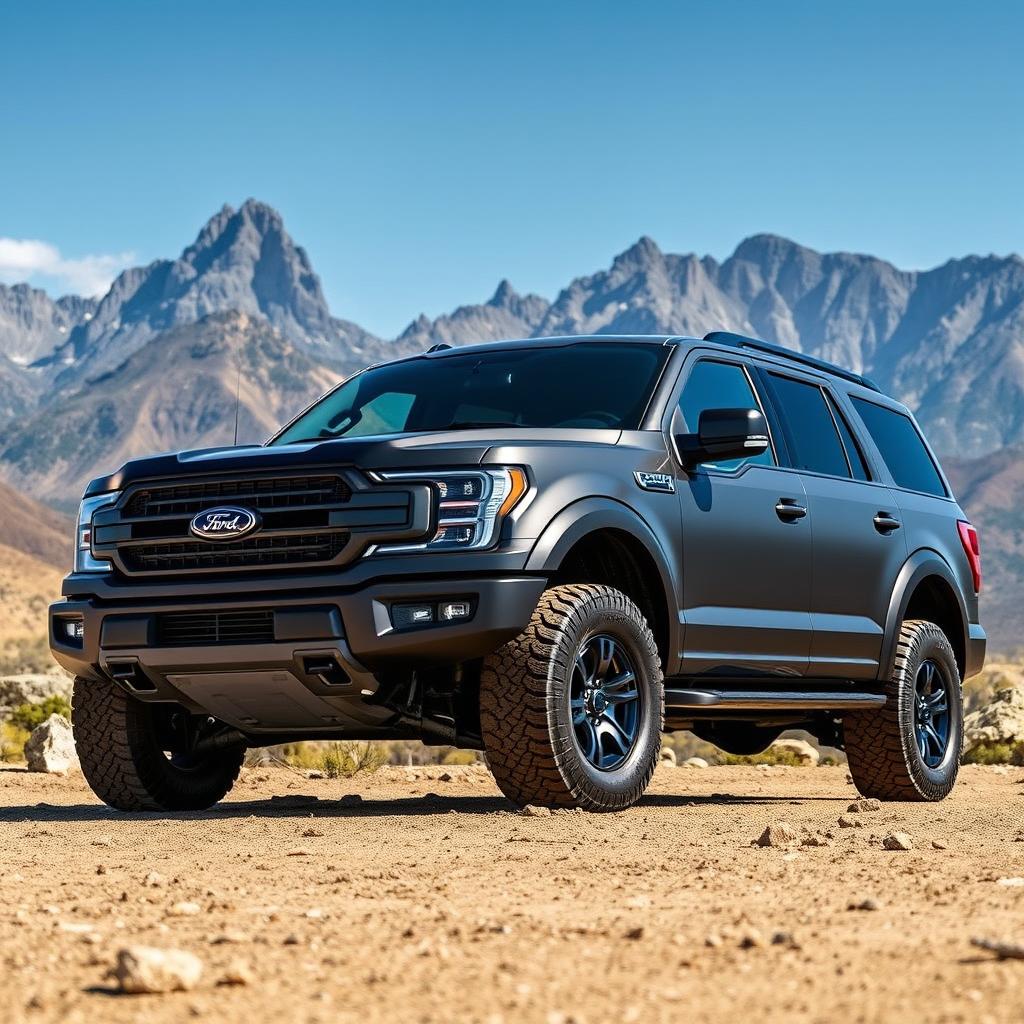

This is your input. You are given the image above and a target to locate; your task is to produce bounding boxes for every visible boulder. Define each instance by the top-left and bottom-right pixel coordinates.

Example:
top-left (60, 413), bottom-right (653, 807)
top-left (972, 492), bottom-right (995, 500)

top-left (659, 747), bottom-right (677, 767)
top-left (0, 672), bottom-right (72, 720)
top-left (682, 756), bottom-right (709, 769)
top-left (24, 714), bottom-right (78, 774)
top-left (769, 738), bottom-right (820, 765)
top-left (964, 686), bottom-right (1024, 751)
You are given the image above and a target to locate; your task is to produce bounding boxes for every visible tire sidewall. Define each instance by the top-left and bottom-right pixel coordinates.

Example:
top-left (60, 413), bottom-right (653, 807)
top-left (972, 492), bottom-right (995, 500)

top-left (548, 593), bottom-right (663, 806)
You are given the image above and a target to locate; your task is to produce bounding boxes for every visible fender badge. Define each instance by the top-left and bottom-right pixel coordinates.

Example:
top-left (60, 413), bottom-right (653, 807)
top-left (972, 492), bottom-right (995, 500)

top-left (634, 471), bottom-right (675, 494)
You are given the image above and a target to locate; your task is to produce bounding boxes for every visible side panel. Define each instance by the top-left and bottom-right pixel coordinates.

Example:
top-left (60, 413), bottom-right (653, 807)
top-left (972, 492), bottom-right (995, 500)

top-left (801, 474), bottom-right (909, 677)
top-left (676, 464), bottom-right (812, 676)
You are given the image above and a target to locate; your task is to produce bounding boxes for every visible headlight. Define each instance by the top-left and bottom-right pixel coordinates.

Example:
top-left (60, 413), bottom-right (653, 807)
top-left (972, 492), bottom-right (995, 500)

top-left (373, 468), bottom-right (528, 553)
top-left (74, 492), bottom-right (119, 573)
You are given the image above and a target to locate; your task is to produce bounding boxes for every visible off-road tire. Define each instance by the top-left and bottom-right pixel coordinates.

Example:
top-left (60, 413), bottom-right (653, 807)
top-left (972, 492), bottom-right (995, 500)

top-left (479, 583), bottom-right (663, 811)
top-left (72, 676), bottom-right (245, 812)
top-left (844, 619), bottom-right (963, 801)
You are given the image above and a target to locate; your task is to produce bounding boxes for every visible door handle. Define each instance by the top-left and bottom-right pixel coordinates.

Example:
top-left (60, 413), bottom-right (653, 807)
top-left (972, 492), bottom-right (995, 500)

top-left (775, 498), bottom-right (808, 520)
top-left (873, 512), bottom-right (902, 533)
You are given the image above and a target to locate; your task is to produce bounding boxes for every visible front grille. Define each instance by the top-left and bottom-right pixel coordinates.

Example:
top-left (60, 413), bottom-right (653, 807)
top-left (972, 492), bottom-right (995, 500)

top-left (155, 610), bottom-right (275, 646)
top-left (95, 470), bottom-right (421, 577)
top-left (122, 533), bottom-right (349, 573)
top-left (125, 475), bottom-right (350, 518)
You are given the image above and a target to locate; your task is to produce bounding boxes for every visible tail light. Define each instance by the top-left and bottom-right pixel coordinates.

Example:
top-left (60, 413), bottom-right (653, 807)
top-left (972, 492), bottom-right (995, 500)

top-left (957, 520), bottom-right (981, 593)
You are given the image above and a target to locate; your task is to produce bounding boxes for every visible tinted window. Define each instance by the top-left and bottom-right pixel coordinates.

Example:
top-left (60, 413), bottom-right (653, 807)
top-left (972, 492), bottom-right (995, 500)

top-left (272, 343), bottom-right (670, 444)
top-left (678, 360), bottom-right (774, 470)
top-left (851, 398), bottom-right (947, 497)
top-left (768, 374), bottom-right (850, 477)
top-left (826, 393), bottom-right (870, 481)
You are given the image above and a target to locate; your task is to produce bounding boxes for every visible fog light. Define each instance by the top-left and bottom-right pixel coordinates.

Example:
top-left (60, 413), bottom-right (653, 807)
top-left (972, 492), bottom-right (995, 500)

top-left (391, 604), bottom-right (435, 629)
top-left (65, 619), bottom-right (85, 641)
top-left (439, 601), bottom-right (471, 622)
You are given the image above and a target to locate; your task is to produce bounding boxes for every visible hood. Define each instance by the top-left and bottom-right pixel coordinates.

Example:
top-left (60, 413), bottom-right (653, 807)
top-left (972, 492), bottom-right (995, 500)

top-left (84, 427), bottom-right (623, 496)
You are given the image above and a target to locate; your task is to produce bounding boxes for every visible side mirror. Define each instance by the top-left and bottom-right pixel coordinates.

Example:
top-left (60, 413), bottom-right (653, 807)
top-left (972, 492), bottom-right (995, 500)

top-left (676, 408), bottom-right (769, 467)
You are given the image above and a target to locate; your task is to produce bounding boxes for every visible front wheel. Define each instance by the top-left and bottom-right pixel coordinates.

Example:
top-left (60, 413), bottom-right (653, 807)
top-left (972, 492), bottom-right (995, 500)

top-left (479, 584), bottom-right (663, 811)
top-left (844, 619), bottom-right (963, 801)
top-left (73, 677), bottom-right (245, 812)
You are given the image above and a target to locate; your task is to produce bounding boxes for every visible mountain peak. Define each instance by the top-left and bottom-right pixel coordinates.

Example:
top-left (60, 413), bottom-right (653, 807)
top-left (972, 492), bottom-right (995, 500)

top-left (614, 235), bottom-right (663, 267)
top-left (488, 279), bottom-right (518, 308)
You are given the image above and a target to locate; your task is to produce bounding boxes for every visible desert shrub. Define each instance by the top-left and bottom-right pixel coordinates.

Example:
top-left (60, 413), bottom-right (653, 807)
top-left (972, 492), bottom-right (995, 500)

top-left (10, 695), bottom-right (71, 732)
top-left (963, 741), bottom-right (1024, 766)
top-left (0, 636), bottom-right (55, 675)
top-left (0, 721), bottom-right (30, 762)
top-left (320, 741), bottom-right (387, 778)
top-left (441, 749), bottom-right (478, 765)
top-left (720, 746), bottom-right (805, 767)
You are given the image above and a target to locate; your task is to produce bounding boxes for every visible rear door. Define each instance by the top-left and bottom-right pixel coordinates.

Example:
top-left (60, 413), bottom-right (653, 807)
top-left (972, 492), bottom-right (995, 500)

top-left (758, 369), bottom-right (908, 677)
top-left (670, 354), bottom-right (813, 677)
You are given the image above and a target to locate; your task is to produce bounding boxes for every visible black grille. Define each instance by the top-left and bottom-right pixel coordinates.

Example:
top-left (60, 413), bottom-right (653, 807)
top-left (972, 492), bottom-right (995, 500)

top-left (156, 610), bottom-right (275, 646)
top-left (122, 533), bottom-right (349, 573)
top-left (125, 475), bottom-right (350, 518)
top-left (96, 470), bottom-right (419, 576)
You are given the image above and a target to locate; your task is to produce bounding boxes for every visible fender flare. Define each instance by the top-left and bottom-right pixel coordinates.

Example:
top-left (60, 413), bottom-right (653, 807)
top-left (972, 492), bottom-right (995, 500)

top-left (878, 548), bottom-right (969, 680)
top-left (525, 497), bottom-right (682, 672)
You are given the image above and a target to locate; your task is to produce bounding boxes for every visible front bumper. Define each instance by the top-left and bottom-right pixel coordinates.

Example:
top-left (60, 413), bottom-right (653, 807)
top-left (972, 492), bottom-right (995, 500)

top-left (50, 574), bottom-right (546, 734)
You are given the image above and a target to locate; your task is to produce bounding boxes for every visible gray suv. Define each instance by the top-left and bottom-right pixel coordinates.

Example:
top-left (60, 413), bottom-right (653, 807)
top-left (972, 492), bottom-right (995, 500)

top-left (50, 332), bottom-right (985, 812)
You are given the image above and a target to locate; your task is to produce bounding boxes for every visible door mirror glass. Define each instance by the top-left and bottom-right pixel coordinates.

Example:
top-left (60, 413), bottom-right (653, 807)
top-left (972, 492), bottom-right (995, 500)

top-left (677, 407), bottom-right (769, 467)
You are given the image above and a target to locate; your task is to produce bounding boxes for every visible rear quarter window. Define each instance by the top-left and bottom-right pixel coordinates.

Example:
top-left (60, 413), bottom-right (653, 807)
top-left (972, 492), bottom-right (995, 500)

top-left (851, 398), bottom-right (947, 497)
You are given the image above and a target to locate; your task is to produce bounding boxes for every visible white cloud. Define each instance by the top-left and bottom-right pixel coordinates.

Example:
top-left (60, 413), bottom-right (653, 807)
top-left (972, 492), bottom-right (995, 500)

top-left (0, 237), bottom-right (134, 297)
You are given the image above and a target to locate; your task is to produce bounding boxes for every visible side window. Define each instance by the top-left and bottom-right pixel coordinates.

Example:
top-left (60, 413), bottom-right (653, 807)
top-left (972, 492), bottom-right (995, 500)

top-left (767, 373), bottom-right (850, 478)
top-left (678, 359), bottom-right (774, 470)
top-left (851, 398), bottom-right (947, 497)
top-left (826, 393), bottom-right (870, 481)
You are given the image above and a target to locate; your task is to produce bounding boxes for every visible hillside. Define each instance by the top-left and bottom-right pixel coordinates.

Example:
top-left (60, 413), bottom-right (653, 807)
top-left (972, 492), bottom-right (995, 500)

top-left (0, 478), bottom-right (72, 568)
top-left (0, 311), bottom-right (340, 508)
top-left (0, 542), bottom-right (63, 672)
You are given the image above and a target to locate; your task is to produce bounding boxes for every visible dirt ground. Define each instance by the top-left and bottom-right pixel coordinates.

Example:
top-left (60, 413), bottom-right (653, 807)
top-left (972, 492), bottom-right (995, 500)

top-left (2, 762), bottom-right (1024, 1024)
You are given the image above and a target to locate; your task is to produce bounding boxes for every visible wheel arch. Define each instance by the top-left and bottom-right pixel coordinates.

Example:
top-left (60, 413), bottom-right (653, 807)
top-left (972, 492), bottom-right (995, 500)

top-left (880, 550), bottom-right (969, 681)
top-left (526, 498), bottom-right (680, 673)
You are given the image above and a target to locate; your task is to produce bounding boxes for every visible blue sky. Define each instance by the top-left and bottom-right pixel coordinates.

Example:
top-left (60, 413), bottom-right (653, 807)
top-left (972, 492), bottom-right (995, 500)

top-left (1, 1), bottom-right (1021, 337)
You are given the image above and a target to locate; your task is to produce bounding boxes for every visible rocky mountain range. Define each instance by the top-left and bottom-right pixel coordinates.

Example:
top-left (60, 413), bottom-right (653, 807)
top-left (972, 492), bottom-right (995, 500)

top-left (0, 199), bottom-right (1022, 646)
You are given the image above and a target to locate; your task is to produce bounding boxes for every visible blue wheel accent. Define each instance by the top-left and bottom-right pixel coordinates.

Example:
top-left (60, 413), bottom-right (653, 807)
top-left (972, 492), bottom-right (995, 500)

top-left (913, 658), bottom-right (951, 768)
top-left (569, 634), bottom-right (642, 771)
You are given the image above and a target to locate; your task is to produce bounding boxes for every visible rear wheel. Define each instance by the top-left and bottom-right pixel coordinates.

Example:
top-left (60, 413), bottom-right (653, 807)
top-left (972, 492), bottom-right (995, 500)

top-left (844, 619), bottom-right (962, 801)
top-left (479, 584), bottom-right (663, 811)
top-left (72, 676), bottom-right (245, 812)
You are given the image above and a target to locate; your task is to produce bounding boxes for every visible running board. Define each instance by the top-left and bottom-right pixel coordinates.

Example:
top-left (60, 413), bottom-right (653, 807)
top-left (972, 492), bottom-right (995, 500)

top-left (664, 688), bottom-right (886, 711)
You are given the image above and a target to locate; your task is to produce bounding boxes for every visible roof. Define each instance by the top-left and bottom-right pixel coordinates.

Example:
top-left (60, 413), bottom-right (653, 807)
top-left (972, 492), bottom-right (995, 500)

top-left (408, 331), bottom-right (880, 392)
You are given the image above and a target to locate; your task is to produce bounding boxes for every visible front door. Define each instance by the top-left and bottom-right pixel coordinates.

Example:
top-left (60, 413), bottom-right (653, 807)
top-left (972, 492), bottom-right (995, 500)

top-left (672, 357), bottom-right (813, 677)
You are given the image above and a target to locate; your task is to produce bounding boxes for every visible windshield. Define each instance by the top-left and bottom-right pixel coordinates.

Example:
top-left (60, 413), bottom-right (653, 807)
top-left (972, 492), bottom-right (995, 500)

top-left (270, 342), bottom-right (670, 445)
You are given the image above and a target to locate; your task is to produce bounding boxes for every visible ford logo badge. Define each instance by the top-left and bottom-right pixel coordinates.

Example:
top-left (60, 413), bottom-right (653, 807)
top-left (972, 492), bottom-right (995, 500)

top-left (189, 506), bottom-right (261, 542)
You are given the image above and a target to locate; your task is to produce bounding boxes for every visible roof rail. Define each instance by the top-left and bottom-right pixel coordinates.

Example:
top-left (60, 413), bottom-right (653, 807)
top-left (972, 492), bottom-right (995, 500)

top-left (702, 331), bottom-right (881, 392)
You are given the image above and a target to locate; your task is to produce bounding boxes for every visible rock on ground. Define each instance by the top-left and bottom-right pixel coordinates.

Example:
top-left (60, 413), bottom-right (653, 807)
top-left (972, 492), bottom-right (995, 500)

top-left (0, 672), bottom-right (72, 720)
top-left (769, 738), bottom-right (820, 765)
top-left (24, 714), bottom-right (78, 774)
top-left (660, 747), bottom-right (677, 766)
top-left (755, 822), bottom-right (800, 848)
top-left (683, 757), bottom-right (709, 769)
top-left (110, 946), bottom-right (204, 993)
top-left (964, 686), bottom-right (1024, 751)
top-left (883, 832), bottom-right (914, 851)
